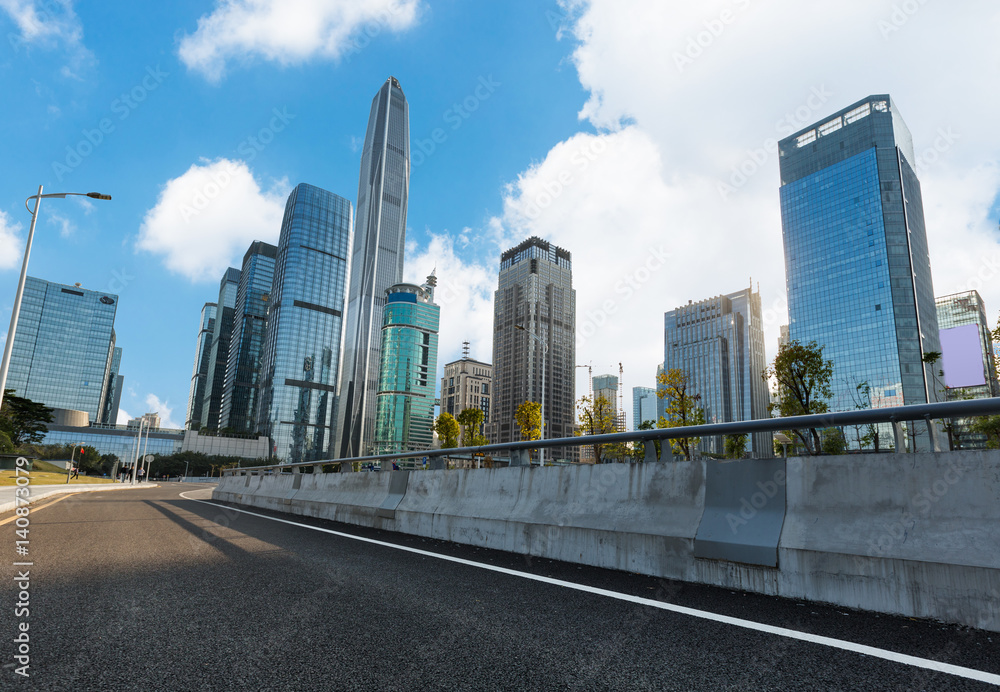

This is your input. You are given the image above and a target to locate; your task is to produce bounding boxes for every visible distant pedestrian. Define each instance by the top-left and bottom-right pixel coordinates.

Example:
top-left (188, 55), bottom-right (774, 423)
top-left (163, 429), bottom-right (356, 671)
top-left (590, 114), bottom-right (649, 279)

top-left (71, 465), bottom-right (79, 479)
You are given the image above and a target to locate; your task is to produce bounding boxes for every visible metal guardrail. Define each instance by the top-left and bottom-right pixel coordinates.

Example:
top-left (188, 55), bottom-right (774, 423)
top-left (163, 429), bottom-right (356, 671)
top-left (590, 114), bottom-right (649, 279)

top-left (223, 397), bottom-right (1000, 475)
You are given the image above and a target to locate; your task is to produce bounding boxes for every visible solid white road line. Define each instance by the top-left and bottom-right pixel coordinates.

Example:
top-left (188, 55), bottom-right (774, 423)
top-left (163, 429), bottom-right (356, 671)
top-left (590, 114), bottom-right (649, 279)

top-left (179, 492), bottom-right (1000, 686)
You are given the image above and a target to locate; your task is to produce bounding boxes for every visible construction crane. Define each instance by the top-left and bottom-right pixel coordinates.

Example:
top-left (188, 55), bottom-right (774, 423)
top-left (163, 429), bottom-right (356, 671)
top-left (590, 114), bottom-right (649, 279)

top-left (618, 362), bottom-right (625, 432)
top-left (576, 363), bottom-right (593, 397)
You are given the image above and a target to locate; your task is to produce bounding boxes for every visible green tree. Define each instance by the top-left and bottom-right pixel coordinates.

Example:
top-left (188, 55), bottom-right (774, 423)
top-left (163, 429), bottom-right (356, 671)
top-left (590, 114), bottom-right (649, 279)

top-left (456, 408), bottom-right (487, 447)
top-left (821, 427), bottom-right (847, 455)
top-left (972, 415), bottom-right (1000, 449)
top-left (724, 434), bottom-right (748, 459)
top-left (575, 394), bottom-right (616, 463)
top-left (764, 340), bottom-right (833, 456)
top-left (434, 412), bottom-right (460, 449)
top-left (514, 401), bottom-right (541, 442)
top-left (656, 369), bottom-right (705, 460)
top-left (0, 430), bottom-right (14, 454)
top-left (0, 390), bottom-right (54, 446)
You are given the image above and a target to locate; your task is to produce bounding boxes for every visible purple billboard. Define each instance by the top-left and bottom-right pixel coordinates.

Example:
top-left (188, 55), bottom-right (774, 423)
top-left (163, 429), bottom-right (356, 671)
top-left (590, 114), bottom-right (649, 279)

top-left (939, 324), bottom-right (987, 388)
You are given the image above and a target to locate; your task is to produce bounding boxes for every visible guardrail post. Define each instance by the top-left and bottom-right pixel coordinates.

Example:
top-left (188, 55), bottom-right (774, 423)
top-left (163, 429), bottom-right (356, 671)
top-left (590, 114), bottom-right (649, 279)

top-left (891, 418), bottom-right (906, 454)
top-left (644, 440), bottom-right (659, 464)
top-left (924, 415), bottom-right (943, 453)
top-left (292, 465), bottom-right (301, 474)
top-left (313, 464), bottom-right (323, 475)
top-left (509, 449), bottom-right (526, 467)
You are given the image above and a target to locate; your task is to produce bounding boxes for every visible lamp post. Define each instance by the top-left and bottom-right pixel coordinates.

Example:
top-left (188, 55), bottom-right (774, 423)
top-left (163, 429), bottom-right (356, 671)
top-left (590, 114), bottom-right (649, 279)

top-left (515, 324), bottom-right (547, 467)
top-left (0, 187), bottom-right (111, 412)
top-left (65, 441), bottom-right (85, 484)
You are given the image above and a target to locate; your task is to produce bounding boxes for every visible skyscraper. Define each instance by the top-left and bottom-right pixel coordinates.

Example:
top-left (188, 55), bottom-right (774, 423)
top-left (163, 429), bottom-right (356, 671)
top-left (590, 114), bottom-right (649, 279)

top-left (5, 277), bottom-right (118, 422)
top-left (257, 183), bottom-right (353, 463)
top-left (632, 386), bottom-right (656, 430)
top-left (779, 95), bottom-right (941, 441)
top-left (373, 274), bottom-right (439, 454)
top-left (664, 286), bottom-right (771, 457)
top-left (441, 354), bottom-right (492, 426)
top-left (337, 76), bottom-right (410, 458)
top-left (935, 291), bottom-right (999, 400)
top-left (100, 345), bottom-right (123, 425)
top-left (489, 237), bottom-right (576, 460)
top-left (186, 302), bottom-right (216, 429)
top-left (220, 241), bottom-right (277, 433)
top-left (592, 373), bottom-right (624, 431)
top-left (200, 268), bottom-right (241, 430)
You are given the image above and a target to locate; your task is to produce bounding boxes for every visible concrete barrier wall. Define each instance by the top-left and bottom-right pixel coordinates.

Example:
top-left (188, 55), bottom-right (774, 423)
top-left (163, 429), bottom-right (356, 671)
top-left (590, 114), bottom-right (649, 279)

top-left (213, 451), bottom-right (1000, 632)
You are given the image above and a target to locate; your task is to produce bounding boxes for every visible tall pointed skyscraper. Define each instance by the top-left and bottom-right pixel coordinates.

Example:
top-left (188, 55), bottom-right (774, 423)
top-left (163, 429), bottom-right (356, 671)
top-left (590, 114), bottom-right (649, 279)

top-left (337, 76), bottom-right (410, 458)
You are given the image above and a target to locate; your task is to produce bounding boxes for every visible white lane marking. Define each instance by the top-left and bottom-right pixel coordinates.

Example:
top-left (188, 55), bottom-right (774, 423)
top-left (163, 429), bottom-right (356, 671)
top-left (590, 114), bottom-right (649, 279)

top-left (179, 493), bottom-right (1000, 686)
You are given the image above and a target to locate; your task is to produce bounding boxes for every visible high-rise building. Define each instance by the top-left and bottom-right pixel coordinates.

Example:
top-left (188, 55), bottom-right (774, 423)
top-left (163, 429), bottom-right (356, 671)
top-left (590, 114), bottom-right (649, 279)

top-left (127, 412), bottom-right (161, 430)
top-left (592, 373), bottom-right (624, 431)
top-left (257, 183), bottom-right (353, 463)
top-left (220, 241), bottom-right (277, 433)
top-left (935, 291), bottom-right (999, 449)
top-left (337, 76), bottom-right (410, 459)
top-left (186, 302), bottom-right (216, 429)
top-left (632, 386), bottom-right (656, 430)
top-left (441, 353), bottom-right (492, 429)
top-left (100, 345), bottom-right (123, 425)
top-left (488, 237), bottom-right (576, 460)
top-left (373, 275), bottom-right (440, 454)
top-left (200, 268), bottom-right (241, 430)
top-left (664, 286), bottom-right (772, 457)
top-left (779, 95), bottom-right (942, 450)
top-left (5, 277), bottom-right (118, 422)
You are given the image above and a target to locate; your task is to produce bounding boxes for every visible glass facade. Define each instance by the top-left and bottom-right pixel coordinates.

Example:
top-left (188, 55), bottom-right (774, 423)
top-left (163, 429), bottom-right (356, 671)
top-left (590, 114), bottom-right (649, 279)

top-left (337, 76), bottom-right (410, 458)
top-left (489, 237), bottom-right (576, 461)
top-left (201, 269), bottom-right (241, 430)
top-left (257, 183), bottom-right (353, 463)
top-left (186, 303), bottom-right (216, 428)
top-left (373, 277), bottom-right (439, 453)
top-left (100, 345), bottom-right (123, 425)
top-left (663, 287), bottom-right (772, 456)
top-left (42, 425), bottom-right (183, 464)
top-left (220, 241), bottom-right (277, 433)
top-left (6, 277), bottom-right (118, 422)
top-left (632, 386), bottom-right (656, 430)
top-left (779, 95), bottom-right (941, 446)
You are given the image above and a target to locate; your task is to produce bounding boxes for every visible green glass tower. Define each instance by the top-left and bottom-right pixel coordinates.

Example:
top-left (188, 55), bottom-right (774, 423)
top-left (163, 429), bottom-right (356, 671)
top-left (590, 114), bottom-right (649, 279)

top-left (373, 274), bottom-right (439, 454)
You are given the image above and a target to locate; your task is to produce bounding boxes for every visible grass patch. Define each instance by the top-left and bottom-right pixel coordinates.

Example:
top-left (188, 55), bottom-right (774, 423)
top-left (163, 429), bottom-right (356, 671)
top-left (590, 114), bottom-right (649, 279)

top-left (0, 469), bottom-right (116, 487)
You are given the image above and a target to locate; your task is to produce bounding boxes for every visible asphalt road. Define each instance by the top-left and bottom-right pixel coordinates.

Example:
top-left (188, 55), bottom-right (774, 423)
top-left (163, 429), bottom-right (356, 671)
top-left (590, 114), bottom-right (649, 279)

top-left (2, 483), bottom-right (998, 691)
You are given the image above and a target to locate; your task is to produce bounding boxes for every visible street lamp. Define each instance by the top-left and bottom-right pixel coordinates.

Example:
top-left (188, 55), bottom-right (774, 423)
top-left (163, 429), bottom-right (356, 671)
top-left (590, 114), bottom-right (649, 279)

top-left (0, 186), bottom-right (112, 412)
top-left (515, 324), bottom-right (547, 467)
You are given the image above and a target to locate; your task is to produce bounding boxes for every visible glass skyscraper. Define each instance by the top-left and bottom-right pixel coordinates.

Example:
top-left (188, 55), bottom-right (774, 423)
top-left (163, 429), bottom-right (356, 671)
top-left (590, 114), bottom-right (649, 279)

top-left (200, 268), bottom-right (241, 430)
top-left (779, 95), bottom-right (941, 436)
top-left (100, 345), bottom-right (123, 425)
top-left (488, 237), bottom-right (576, 461)
top-left (632, 386), bottom-right (656, 430)
top-left (337, 76), bottom-right (410, 458)
top-left (6, 277), bottom-right (118, 422)
top-left (664, 286), bottom-right (772, 457)
top-left (186, 302), bottom-right (216, 429)
top-left (373, 274), bottom-right (439, 454)
top-left (257, 183), bottom-right (353, 463)
top-left (220, 241), bottom-right (277, 433)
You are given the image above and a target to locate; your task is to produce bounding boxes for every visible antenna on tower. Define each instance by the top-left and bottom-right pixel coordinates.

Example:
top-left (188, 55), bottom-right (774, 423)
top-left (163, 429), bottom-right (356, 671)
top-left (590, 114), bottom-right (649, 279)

top-left (462, 340), bottom-right (470, 359)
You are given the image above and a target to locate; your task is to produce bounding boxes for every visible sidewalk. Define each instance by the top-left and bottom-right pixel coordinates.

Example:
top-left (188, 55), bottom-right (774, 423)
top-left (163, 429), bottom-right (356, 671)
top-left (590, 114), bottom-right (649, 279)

top-left (0, 482), bottom-right (158, 515)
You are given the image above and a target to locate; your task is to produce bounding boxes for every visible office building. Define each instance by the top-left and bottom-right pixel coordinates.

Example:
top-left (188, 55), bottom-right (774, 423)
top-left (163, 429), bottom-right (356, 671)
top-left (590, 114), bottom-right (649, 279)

top-left (186, 303), bottom-right (216, 429)
top-left (257, 183), bottom-right (353, 463)
top-left (935, 291), bottom-right (999, 448)
top-left (779, 95), bottom-right (942, 450)
top-left (5, 277), bottom-right (118, 422)
top-left (200, 268), bottom-right (241, 430)
top-left (592, 373), bottom-right (624, 431)
top-left (664, 286), bottom-right (772, 457)
top-left (100, 346), bottom-right (123, 425)
top-left (337, 76), bottom-right (411, 458)
top-left (373, 274), bottom-right (440, 454)
top-left (220, 241), bottom-right (277, 433)
top-left (488, 237), bottom-right (576, 460)
top-left (441, 350), bottom-right (492, 430)
top-left (632, 386), bottom-right (657, 429)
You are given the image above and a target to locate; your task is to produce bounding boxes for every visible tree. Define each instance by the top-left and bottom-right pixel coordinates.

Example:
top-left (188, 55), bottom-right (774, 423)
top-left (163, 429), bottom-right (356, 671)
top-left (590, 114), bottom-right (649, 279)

top-left (575, 394), bottom-right (617, 463)
top-left (456, 408), bottom-right (487, 447)
top-left (764, 341), bottom-right (833, 456)
top-left (433, 412), bottom-right (460, 449)
top-left (0, 430), bottom-right (14, 454)
top-left (972, 415), bottom-right (1000, 449)
top-left (0, 390), bottom-right (54, 446)
top-left (515, 401), bottom-right (542, 463)
top-left (724, 434), bottom-right (748, 459)
top-left (635, 419), bottom-right (660, 462)
top-left (821, 427), bottom-right (847, 455)
top-left (848, 379), bottom-right (882, 453)
top-left (656, 369), bottom-right (705, 460)
top-left (922, 351), bottom-right (945, 401)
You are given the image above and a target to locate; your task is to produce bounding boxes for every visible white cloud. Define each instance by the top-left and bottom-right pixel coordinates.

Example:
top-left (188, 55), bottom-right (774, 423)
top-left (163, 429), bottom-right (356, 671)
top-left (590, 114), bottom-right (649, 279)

top-left (145, 393), bottom-right (180, 430)
top-left (178, 0), bottom-right (422, 83)
top-left (0, 210), bottom-right (23, 270)
top-left (137, 158), bottom-right (289, 282)
top-left (47, 210), bottom-right (75, 238)
top-left (483, 0), bottom-right (1000, 423)
top-left (403, 231), bottom-right (497, 373)
top-left (1, 0), bottom-right (94, 75)
top-left (116, 408), bottom-right (131, 426)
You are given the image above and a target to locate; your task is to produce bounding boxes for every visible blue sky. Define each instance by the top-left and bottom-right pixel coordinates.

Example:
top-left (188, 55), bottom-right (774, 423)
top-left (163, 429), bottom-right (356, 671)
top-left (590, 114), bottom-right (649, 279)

top-left (1, 0), bottom-right (999, 429)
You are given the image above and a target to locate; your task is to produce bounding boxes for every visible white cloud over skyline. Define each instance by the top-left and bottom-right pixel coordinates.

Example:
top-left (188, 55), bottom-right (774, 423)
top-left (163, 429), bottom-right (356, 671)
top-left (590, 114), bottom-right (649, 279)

top-left (137, 158), bottom-right (289, 282)
top-left (0, 210), bottom-right (23, 270)
top-left (178, 0), bottom-right (422, 83)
